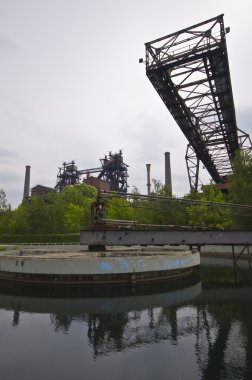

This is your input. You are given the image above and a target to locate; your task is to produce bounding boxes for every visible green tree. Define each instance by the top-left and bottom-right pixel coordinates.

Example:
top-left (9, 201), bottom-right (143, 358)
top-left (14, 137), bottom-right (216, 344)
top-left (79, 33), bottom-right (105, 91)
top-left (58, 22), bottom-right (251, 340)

top-left (61, 183), bottom-right (97, 230)
top-left (64, 204), bottom-right (85, 232)
top-left (228, 150), bottom-right (252, 229)
top-left (8, 204), bottom-right (30, 234)
top-left (152, 179), bottom-right (172, 197)
top-left (186, 184), bottom-right (232, 229)
top-left (24, 195), bottom-right (57, 234)
top-left (2, 183), bottom-right (97, 235)
top-left (147, 179), bottom-right (187, 226)
top-left (60, 183), bottom-right (97, 206)
top-left (129, 180), bottom-right (187, 227)
top-left (0, 189), bottom-right (13, 233)
top-left (0, 189), bottom-right (8, 212)
top-left (106, 197), bottom-right (135, 221)
top-left (0, 209), bottom-right (14, 234)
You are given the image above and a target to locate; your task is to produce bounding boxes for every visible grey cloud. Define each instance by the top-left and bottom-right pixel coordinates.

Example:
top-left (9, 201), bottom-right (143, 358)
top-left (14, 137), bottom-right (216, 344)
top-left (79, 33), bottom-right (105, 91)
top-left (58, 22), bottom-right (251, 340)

top-left (0, 170), bottom-right (23, 183)
top-left (0, 148), bottom-right (19, 160)
top-left (236, 107), bottom-right (252, 134)
top-left (0, 36), bottom-right (18, 52)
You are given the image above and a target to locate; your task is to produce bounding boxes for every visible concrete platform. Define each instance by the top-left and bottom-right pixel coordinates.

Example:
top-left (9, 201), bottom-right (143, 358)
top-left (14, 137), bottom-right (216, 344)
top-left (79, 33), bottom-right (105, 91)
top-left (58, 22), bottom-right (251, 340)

top-left (0, 247), bottom-right (200, 287)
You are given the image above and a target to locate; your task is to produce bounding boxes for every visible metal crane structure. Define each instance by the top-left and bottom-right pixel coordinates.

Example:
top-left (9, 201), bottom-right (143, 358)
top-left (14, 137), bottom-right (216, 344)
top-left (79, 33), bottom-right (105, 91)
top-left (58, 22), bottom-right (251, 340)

top-left (143, 14), bottom-right (251, 191)
top-left (55, 151), bottom-right (129, 193)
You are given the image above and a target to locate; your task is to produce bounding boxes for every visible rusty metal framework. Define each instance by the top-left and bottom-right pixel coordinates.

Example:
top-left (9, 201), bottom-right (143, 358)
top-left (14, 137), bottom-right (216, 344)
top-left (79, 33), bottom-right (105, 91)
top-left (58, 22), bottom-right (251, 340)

top-left (185, 144), bottom-right (200, 192)
top-left (55, 151), bottom-right (129, 193)
top-left (81, 151), bottom-right (129, 193)
top-left (144, 14), bottom-right (251, 191)
top-left (55, 161), bottom-right (80, 192)
top-left (97, 151), bottom-right (129, 193)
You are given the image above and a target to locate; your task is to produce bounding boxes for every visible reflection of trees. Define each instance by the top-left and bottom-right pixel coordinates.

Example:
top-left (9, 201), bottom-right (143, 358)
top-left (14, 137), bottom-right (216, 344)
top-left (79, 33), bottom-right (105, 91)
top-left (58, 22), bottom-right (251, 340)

top-left (158, 306), bottom-right (178, 344)
top-left (86, 303), bottom-right (251, 377)
top-left (87, 312), bottom-right (129, 358)
top-left (195, 304), bottom-right (233, 379)
top-left (46, 296), bottom-right (252, 377)
top-left (12, 310), bottom-right (20, 327)
top-left (86, 307), bottom-right (179, 359)
top-left (235, 303), bottom-right (252, 378)
top-left (48, 307), bottom-right (180, 359)
top-left (50, 314), bottom-right (76, 334)
top-left (194, 302), bottom-right (252, 379)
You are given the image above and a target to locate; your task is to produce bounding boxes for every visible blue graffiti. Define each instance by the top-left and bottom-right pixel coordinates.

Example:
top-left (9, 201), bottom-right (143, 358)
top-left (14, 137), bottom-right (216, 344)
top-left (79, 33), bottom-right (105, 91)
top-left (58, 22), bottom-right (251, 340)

top-left (100, 261), bottom-right (113, 271)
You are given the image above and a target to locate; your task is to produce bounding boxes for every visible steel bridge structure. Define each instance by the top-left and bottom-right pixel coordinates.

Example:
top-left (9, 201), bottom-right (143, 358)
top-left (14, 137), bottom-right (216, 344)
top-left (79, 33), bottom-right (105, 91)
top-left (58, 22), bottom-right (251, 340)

top-left (143, 14), bottom-right (251, 191)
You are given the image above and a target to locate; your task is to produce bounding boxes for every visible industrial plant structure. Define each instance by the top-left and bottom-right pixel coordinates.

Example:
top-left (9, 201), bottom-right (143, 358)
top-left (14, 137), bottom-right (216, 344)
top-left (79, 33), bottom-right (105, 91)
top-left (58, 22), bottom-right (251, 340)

top-left (55, 150), bottom-right (129, 193)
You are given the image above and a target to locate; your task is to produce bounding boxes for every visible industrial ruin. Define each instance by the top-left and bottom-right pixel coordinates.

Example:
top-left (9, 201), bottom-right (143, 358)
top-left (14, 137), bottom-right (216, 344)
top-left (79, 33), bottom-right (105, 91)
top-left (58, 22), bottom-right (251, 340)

top-left (23, 150), bottom-right (130, 200)
top-left (23, 15), bottom-right (251, 201)
top-left (23, 149), bottom-right (173, 201)
top-left (141, 14), bottom-right (252, 191)
top-left (55, 150), bottom-right (129, 193)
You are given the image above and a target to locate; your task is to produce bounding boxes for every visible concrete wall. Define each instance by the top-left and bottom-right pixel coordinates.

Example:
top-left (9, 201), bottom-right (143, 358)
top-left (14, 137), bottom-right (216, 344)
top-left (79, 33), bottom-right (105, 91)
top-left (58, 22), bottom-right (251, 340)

top-left (0, 250), bottom-right (200, 275)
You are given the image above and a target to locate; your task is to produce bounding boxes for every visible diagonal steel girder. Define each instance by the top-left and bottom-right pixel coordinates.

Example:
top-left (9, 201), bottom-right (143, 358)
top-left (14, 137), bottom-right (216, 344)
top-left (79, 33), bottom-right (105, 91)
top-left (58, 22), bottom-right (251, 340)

top-left (145, 14), bottom-right (239, 187)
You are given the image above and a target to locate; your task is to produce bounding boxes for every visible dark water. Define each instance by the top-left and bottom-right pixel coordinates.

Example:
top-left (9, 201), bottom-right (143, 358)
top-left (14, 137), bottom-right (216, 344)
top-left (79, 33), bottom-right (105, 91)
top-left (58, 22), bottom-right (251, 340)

top-left (0, 267), bottom-right (252, 380)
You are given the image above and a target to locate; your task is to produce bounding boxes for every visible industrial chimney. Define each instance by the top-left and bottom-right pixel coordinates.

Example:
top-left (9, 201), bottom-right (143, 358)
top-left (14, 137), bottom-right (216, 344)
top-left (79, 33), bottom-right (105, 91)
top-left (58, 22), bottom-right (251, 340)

top-left (23, 165), bottom-right (31, 201)
top-left (164, 152), bottom-right (172, 194)
top-left (146, 163), bottom-right (151, 195)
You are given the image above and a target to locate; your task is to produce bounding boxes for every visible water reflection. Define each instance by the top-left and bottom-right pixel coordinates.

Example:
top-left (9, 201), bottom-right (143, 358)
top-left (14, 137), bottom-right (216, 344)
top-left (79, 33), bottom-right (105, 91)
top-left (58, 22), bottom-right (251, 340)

top-left (0, 279), bottom-right (252, 380)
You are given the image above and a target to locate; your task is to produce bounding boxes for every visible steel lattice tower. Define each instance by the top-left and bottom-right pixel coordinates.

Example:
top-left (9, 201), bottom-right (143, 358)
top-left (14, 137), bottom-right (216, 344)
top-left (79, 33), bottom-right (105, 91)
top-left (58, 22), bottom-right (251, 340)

top-left (144, 14), bottom-right (251, 191)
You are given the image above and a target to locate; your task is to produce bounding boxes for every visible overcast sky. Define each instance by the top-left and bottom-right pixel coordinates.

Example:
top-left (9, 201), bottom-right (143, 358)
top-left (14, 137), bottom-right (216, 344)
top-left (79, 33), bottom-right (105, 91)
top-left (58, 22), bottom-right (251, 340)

top-left (1, 0), bottom-right (252, 208)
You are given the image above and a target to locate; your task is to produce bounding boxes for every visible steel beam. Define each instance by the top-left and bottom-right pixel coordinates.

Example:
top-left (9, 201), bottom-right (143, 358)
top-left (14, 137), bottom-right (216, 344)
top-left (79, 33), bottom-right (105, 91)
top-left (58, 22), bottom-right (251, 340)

top-left (80, 230), bottom-right (252, 247)
top-left (144, 15), bottom-right (251, 190)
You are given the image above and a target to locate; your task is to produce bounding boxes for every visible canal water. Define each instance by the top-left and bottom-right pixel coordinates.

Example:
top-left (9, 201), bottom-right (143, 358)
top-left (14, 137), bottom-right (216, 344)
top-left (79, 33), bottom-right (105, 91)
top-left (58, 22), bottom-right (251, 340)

top-left (0, 263), bottom-right (251, 380)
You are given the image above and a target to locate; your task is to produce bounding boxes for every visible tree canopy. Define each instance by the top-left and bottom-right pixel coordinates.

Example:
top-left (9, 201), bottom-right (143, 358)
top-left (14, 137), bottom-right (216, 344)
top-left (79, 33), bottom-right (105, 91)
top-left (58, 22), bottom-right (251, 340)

top-left (0, 183), bottom-right (97, 235)
top-left (1, 158), bottom-right (251, 238)
top-left (185, 184), bottom-right (232, 229)
top-left (0, 189), bottom-right (8, 212)
top-left (227, 150), bottom-right (252, 229)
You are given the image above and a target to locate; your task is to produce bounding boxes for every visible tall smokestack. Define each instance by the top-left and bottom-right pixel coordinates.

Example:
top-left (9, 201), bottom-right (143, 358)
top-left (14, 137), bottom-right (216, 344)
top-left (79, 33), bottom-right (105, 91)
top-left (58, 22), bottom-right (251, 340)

top-left (164, 152), bottom-right (172, 194)
top-left (23, 165), bottom-right (31, 201)
top-left (146, 163), bottom-right (151, 195)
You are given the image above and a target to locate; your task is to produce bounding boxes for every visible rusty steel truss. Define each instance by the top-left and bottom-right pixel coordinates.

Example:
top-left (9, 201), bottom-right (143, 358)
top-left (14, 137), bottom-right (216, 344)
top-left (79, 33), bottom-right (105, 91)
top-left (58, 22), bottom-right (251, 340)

top-left (55, 151), bottom-right (129, 193)
top-left (144, 14), bottom-right (251, 191)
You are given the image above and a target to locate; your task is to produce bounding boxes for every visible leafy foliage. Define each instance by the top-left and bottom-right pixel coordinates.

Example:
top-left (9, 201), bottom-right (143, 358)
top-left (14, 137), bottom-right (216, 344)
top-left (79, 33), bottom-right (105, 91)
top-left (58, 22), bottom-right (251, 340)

top-left (1, 164), bottom-right (250, 240)
top-left (0, 189), bottom-right (8, 212)
top-left (228, 151), bottom-right (252, 229)
top-left (105, 197), bottom-right (135, 221)
top-left (228, 151), bottom-right (252, 204)
top-left (186, 184), bottom-right (232, 229)
top-left (0, 183), bottom-right (97, 235)
top-left (104, 180), bottom-right (188, 227)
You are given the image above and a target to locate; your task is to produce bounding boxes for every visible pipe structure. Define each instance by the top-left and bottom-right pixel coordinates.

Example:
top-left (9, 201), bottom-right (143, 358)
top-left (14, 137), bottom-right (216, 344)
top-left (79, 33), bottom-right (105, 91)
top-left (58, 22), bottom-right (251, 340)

top-left (146, 164), bottom-right (151, 196)
top-left (23, 165), bottom-right (31, 201)
top-left (164, 152), bottom-right (172, 194)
